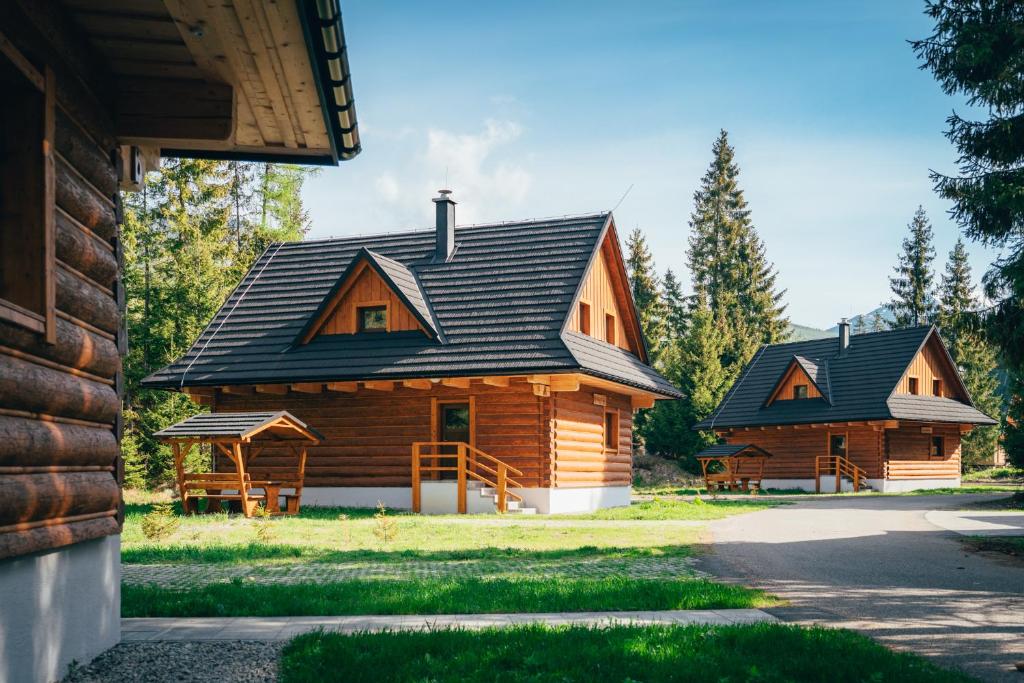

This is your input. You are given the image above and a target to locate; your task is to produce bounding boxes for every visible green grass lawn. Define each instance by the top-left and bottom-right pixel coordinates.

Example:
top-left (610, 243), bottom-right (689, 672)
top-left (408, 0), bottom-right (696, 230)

top-left (279, 623), bottom-right (972, 683)
top-left (962, 466), bottom-right (1024, 482)
top-left (121, 497), bottom-right (773, 565)
top-left (121, 576), bottom-right (775, 617)
top-left (961, 536), bottom-right (1024, 558)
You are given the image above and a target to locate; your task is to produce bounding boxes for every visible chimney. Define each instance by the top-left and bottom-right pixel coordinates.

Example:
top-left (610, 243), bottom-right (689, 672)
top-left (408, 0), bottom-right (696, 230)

top-left (432, 189), bottom-right (456, 262)
top-left (838, 318), bottom-right (850, 356)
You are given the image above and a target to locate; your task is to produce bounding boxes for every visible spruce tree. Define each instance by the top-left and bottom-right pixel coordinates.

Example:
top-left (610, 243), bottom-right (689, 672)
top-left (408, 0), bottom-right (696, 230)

top-left (913, 1), bottom-right (1024, 466)
top-left (888, 206), bottom-right (937, 328)
top-left (870, 311), bottom-right (886, 332)
top-left (625, 228), bottom-right (667, 364)
top-left (661, 268), bottom-right (688, 343)
top-left (853, 315), bottom-right (867, 336)
top-left (687, 130), bottom-right (788, 367)
top-left (936, 238), bottom-right (1003, 468)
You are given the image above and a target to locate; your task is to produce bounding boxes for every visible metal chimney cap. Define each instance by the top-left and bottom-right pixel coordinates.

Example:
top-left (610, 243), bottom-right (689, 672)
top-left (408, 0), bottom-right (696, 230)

top-left (433, 188), bottom-right (455, 202)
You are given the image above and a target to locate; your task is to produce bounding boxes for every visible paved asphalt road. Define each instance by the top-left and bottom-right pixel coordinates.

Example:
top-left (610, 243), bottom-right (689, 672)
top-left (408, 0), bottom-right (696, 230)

top-left (698, 494), bottom-right (1024, 682)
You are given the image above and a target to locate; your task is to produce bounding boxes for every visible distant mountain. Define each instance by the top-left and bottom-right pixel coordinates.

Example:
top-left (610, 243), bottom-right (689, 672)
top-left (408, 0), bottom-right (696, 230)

top-left (787, 323), bottom-right (831, 342)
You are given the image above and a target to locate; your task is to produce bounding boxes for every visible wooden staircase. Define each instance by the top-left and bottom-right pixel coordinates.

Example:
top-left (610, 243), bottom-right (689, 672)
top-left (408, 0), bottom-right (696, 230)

top-left (411, 442), bottom-right (536, 514)
top-left (815, 455), bottom-right (871, 493)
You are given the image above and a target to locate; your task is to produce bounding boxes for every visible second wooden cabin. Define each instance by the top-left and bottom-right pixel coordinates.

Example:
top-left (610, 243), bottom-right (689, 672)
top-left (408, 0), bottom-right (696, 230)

top-left (144, 193), bottom-right (681, 513)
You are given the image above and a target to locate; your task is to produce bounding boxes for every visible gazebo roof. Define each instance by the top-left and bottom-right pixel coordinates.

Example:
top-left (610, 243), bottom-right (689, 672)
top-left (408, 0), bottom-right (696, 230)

top-left (154, 412), bottom-right (322, 442)
top-left (695, 443), bottom-right (773, 459)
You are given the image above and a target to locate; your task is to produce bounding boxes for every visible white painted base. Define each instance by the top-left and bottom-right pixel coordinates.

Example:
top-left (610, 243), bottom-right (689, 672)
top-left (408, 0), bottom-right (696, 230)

top-left (880, 478), bottom-right (960, 493)
top-left (301, 486), bottom-right (632, 514)
top-left (513, 486), bottom-right (632, 514)
top-left (0, 535), bottom-right (120, 683)
top-left (301, 487), bottom-right (412, 510)
top-left (761, 478), bottom-right (961, 493)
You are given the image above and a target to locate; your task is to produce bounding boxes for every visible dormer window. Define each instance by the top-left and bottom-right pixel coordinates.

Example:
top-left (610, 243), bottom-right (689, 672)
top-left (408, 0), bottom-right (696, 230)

top-left (579, 301), bottom-right (591, 336)
top-left (793, 384), bottom-right (808, 400)
top-left (358, 305), bottom-right (387, 332)
top-left (932, 379), bottom-right (942, 397)
top-left (908, 377), bottom-right (919, 395)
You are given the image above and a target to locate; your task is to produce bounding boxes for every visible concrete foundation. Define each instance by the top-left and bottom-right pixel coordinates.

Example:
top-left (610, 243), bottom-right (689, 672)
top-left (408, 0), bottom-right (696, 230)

top-left (0, 535), bottom-right (120, 683)
top-left (301, 485), bottom-right (632, 514)
top-left (760, 478), bottom-right (961, 493)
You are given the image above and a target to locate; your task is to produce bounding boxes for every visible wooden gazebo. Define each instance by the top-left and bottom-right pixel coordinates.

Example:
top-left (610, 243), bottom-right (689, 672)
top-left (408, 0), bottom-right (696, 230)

top-left (695, 443), bottom-right (773, 494)
top-left (155, 412), bottom-right (322, 517)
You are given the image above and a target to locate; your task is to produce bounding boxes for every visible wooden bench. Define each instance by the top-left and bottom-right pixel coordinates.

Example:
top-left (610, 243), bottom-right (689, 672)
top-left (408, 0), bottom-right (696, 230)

top-left (180, 472), bottom-right (266, 516)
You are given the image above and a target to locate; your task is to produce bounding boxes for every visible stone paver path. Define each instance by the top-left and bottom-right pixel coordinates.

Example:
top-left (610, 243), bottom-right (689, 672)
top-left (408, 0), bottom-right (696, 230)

top-left (123, 555), bottom-right (703, 588)
top-left (122, 609), bottom-right (777, 641)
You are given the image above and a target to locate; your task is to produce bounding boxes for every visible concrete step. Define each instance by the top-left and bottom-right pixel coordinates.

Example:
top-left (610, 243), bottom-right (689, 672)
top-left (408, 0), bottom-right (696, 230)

top-left (507, 507), bottom-right (537, 515)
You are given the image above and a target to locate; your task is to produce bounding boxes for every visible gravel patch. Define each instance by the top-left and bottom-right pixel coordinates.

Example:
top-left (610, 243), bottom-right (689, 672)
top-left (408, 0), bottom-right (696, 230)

top-left (63, 641), bottom-right (283, 683)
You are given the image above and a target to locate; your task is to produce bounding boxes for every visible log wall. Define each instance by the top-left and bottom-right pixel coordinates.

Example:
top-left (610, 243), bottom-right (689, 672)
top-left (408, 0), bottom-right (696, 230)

top-left (723, 425), bottom-right (884, 479)
top-left (0, 9), bottom-right (123, 560)
top-left (550, 386), bottom-right (633, 488)
top-left (214, 379), bottom-right (637, 490)
top-left (885, 423), bottom-right (961, 479)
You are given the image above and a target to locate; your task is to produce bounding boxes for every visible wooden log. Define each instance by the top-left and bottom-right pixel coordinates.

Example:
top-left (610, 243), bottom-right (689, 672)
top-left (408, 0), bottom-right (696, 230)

top-left (0, 415), bottom-right (117, 467)
top-left (0, 472), bottom-right (119, 526)
top-left (0, 354), bottom-right (118, 423)
top-left (0, 515), bottom-right (119, 561)
top-left (55, 266), bottom-right (118, 334)
top-left (56, 210), bottom-right (117, 287)
top-left (0, 316), bottom-right (119, 377)
top-left (56, 157), bottom-right (115, 239)
top-left (55, 109), bottom-right (117, 197)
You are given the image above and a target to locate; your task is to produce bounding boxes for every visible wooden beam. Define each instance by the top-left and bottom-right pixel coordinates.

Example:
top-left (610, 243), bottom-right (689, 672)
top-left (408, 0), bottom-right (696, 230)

top-left (960, 423), bottom-right (974, 434)
top-left (527, 375), bottom-right (550, 385)
top-left (255, 384), bottom-right (288, 395)
top-left (326, 382), bottom-right (357, 393)
top-left (116, 77), bottom-right (233, 141)
top-left (440, 378), bottom-right (470, 389)
top-left (481, 376), bottom-right (510, 388)
top-left (291, 383), bottom-right (322, 394)
top-left (403, 379), bottom-right (432, 390)
top-left (631, 395), bottom-right (655, 410)
top-left (364, 381), bottom-right (394, 392)
top-left (549, 376), bottom-right (581, 392)
top-left (221, 385), bottom-right (254, 395)
top-left (532, 384), bottom-right (550, 398)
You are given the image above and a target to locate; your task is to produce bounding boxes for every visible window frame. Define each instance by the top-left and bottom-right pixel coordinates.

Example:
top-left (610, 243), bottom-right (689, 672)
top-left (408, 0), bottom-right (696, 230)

top-left (828, 432), bottom-right (848, 458)
top-left (603, 408), bottom-right (619, 452)
top-left (0, 47), bottom-right (55, 343)
top-left (578, 300), bottom-right (591, 336)
top-left (908, 377), bottom-right (919, 395)
top-left (930, 435), bottom-right (944, 459)
top-left (792, 384), bottom-right (809, 400)
top-left (604, 311), bottom-right (617, 345)
top-left (356, 304), bottom-right (388, 333)
top-left (932, 379), bottom-right (942, 397)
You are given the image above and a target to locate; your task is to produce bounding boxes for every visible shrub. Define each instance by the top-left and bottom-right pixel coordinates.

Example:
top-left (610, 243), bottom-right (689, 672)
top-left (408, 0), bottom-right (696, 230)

top-left (372, 501), bottom-right (398, 544)
top-left (141, 502), bottom-right (179, 542)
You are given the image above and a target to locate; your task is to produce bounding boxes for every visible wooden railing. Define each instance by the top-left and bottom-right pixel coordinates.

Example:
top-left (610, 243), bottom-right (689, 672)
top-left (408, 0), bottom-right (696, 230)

top-left (411, 442), bottom-right (524, 513)
top-left (815, 455), bottom-right (868, 493)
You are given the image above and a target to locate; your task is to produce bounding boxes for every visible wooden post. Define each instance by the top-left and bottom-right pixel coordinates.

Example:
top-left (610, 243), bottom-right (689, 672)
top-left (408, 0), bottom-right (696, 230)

top-left (815, 457), bottom-right (820, 494)
top-left (457, 444), bottom-right (466, 514)
top-left (411, 444), bottom-right (421, 513)
top-left (497, 464), bottom-right (507, 513)
top-left (232, 442), bottom-right (254, 517)
top-left (854, 467), bottom-right (859, 492)
top-left (835, 459), bottom-right (841, 494)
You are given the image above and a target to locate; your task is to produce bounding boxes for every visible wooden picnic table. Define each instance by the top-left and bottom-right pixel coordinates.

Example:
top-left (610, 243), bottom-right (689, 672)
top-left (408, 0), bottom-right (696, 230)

top-left (695, 444), bottom-right (773, 494)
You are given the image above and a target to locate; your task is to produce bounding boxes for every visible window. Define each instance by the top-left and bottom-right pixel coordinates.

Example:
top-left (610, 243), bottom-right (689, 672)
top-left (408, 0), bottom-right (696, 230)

top-left (932, 379), bottom-right (942, 397)
top-left (930, 436), bottom-right (944, 459)
top-left (908, 377), bottom-right (919, 395)
top-left (605, 312), bottom-right (617, 345)
top-left (357, 305), bottom-right (387, 332)
top-left (604, 409), bottom-right (619, 451)
top-left (0, 54), bottom-right (54, 340)
top-left (829, 434), bottom-right (847, 458)
top-left (793, 384), bottom-right (808, 400)
top-left (578, 301), bottom-right (591, 335)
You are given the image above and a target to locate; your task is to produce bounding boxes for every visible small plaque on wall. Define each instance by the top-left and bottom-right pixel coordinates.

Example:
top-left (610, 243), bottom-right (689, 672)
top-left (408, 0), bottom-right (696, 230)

top-left (593, 393), bottom-right (607, 406)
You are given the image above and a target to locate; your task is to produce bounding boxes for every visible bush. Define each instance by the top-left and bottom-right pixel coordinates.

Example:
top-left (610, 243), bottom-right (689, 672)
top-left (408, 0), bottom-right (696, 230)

top-left (140, 502), bottom-right (180, 542)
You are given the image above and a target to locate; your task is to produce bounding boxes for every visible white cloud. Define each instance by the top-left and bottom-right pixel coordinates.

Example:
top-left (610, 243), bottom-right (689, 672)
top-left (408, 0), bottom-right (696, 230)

top-left (374, 173), bottom-right (400, 203)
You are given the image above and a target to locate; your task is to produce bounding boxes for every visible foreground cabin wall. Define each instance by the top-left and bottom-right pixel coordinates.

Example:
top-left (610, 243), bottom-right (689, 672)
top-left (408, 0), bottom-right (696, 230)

top-left (0, 5), bottom-right (123, 680)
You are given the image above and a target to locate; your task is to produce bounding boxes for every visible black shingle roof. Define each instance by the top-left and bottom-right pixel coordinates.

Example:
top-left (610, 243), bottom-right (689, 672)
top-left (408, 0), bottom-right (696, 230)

top-left (153, 412), bottom-right (324, 440)
top-left (694, 326), bottom-right (997, 429)
top-left (142, 213), bottom-right (681, 398)
top-left (695, 443), bottom-right (774, 458)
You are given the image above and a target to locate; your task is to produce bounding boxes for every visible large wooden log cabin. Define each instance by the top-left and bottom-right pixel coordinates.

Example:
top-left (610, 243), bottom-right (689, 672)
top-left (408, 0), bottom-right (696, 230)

top-left (695, 322), bottom-right (997, 492)
top-left (144, 197), bottom-right (682, 514)
top-left (0, 2), bottom-right (359, 679)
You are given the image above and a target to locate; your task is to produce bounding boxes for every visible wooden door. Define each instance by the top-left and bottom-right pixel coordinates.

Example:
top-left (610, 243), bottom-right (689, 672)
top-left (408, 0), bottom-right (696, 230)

top-left (439, 403), bottom-right (470, 480)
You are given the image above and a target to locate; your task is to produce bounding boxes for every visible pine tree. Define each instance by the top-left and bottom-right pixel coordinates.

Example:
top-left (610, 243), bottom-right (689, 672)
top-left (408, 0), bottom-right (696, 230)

top-left (687, 130), bottom-right (788, 367)
top-left (644, 294), bottom-right (734, 466)
top-left (625, 228), bottom-right (667, 364)
top-left (661, 268), bottom-right (688, 343)
top-left (870, 311), bottom-right (886, 332)
top-left (912, 1), bottom-right (1024, 467)
top-left (853, 315), bottom-right (867, 336)
top-left (888, 206), bottom-right (937, 328)
top-left (936, 238), bottom-right (1003, 468)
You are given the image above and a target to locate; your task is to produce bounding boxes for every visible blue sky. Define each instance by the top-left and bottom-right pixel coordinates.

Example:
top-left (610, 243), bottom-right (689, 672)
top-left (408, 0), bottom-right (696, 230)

top-left (301, 0), bottom-right (999, 329)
